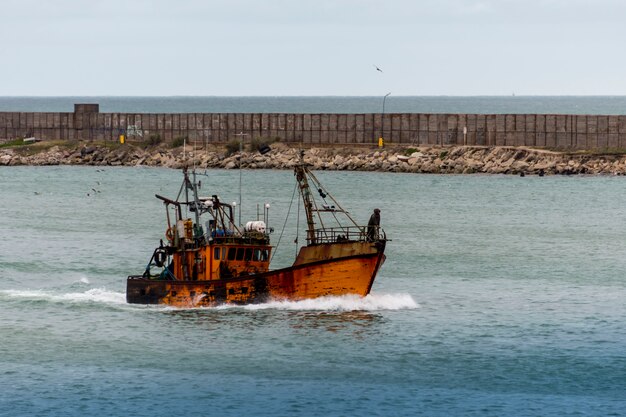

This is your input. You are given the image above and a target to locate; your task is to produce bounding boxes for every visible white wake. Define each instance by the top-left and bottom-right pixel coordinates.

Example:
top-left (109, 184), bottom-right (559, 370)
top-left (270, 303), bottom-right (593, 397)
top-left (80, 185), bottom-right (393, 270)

top-left (0, 288), bottom-right (126, 305)
top-left (1, 289), bottom-right (418, 312)
top-left (216, 293), bottom-right (419, 312)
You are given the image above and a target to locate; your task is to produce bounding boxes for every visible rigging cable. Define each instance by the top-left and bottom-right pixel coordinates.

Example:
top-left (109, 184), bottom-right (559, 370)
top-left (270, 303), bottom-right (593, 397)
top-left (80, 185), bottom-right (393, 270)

top-left (296, 189), bottom-right (301, 259)
top-left (270, 181), bottom-right (298, 263)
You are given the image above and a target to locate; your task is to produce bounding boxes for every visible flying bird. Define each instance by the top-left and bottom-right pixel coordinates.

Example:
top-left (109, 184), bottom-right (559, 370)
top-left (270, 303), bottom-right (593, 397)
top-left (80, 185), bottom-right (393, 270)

top-left (373, 65), bottom-right (383, 73)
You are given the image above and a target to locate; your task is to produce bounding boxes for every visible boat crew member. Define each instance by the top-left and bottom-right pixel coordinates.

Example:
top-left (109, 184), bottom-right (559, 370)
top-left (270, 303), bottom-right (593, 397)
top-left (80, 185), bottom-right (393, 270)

top-left (367, 208), bottom-right (380, 241)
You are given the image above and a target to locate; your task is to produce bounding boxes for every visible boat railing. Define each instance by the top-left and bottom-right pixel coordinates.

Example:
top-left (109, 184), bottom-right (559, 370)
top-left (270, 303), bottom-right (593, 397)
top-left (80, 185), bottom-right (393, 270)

top-left (208, 235), bottom-right (270, 245)
top-left (310, 226), bottom-right (385, 244)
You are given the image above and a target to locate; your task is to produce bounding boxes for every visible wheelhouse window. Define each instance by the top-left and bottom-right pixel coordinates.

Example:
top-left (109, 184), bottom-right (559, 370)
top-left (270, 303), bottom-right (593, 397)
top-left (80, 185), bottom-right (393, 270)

top-left (224, 247), bottom-right (269, 262)
top-left (214, 247), bottom-right (220, 260)
top-left (253, 248), bottom-right (269, 262)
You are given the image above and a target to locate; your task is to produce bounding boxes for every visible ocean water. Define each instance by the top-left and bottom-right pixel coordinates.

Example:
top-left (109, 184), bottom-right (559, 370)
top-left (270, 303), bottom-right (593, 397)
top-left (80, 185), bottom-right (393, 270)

top-left (1, 95), bottom-right (626, 114)
top-left (1, 166), bottom-right (626, 416)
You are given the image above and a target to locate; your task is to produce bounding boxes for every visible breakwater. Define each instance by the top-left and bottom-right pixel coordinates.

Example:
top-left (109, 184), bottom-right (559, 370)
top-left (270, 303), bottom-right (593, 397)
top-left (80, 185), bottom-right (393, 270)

top-left (2, 104), bottom-right (626, 150)
top-left (3, 142), bottom-right (626, 175)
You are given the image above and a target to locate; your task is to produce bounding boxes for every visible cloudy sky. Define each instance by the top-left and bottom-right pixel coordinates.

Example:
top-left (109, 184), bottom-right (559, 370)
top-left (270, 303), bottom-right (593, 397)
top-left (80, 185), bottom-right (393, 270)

top-left (1, 0), bottom-right (625, 96)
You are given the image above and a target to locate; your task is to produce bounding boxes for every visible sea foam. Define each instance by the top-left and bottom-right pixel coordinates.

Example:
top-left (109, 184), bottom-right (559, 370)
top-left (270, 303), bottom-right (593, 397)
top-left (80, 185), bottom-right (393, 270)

top-left (1, 289), bottom-right (417, 312)
top-left (217, 293), bottom-right (419, 312)
top-left (0, 288), bottom-right (126, 305)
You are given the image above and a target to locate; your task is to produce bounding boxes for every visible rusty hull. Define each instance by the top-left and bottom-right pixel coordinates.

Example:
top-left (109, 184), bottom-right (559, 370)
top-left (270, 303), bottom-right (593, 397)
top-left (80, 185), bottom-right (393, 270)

top-left (127, 245), bottom-right (386, 307)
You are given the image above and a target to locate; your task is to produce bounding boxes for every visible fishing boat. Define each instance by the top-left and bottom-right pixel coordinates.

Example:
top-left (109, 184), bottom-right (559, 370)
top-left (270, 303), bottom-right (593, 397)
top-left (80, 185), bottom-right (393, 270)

top-left (126, 152), bottom-right (387, 307)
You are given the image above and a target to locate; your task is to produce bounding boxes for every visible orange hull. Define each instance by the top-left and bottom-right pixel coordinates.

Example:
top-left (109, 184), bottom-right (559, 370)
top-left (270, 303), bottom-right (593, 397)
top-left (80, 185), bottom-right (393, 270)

top-left (127, 249), bottom-right (385, 307)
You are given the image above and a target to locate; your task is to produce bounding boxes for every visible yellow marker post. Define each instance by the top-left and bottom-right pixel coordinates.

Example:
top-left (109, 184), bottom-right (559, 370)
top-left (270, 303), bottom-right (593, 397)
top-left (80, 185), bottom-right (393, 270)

top-left (378, 137), bottom-right (384, 148)
top-left (119, 134), bottom-right (125, 144)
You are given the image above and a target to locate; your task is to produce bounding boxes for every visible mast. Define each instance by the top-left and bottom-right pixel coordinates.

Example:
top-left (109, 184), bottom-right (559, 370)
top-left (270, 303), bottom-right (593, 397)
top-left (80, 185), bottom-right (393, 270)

top-left (294, 159), bottom-right (317, 245)
top-left (189, 168), bottom-right (202, 229)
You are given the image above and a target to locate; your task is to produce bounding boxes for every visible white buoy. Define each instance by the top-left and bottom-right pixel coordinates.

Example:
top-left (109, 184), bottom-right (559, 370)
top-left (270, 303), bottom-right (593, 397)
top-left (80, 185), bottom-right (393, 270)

top-left (245, 221), bottom-right (266, 233)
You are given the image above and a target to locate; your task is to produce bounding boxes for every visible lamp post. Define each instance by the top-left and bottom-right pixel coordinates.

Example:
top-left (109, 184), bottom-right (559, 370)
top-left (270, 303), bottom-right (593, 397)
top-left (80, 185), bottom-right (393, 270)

top-left (379, 92), bottom-right (391, 147)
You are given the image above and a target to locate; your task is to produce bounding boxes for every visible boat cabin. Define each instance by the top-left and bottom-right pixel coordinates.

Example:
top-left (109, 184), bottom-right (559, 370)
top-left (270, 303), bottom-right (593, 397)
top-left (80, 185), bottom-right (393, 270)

top-left (147, 171), bottom-right (274, 282)
top-left (165, 241), bottom-right (271, 281)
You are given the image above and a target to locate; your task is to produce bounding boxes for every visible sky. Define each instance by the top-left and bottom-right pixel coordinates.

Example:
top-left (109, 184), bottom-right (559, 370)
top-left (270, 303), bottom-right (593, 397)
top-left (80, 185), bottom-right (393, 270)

top-left (1, 0), bottom-right (626, 96)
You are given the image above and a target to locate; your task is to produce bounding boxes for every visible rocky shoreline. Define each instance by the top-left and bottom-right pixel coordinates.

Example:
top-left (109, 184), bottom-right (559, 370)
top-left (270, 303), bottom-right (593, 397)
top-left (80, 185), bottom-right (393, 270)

top-left (2, 142), bottom-right (626, 175)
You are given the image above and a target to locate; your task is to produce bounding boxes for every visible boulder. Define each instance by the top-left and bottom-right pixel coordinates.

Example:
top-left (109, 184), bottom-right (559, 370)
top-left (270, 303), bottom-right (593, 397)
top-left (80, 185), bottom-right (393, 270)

top-left (80, 146), bottom-right (96, 156)
top-left (511, 161), bottom-right (530, 171)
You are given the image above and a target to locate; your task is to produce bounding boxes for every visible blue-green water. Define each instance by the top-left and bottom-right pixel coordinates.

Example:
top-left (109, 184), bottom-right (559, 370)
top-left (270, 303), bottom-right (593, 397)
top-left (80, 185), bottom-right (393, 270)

top-left (1, 96), bottom-right (626, 114)
top-left (2, 166), bottom-right (626, 416)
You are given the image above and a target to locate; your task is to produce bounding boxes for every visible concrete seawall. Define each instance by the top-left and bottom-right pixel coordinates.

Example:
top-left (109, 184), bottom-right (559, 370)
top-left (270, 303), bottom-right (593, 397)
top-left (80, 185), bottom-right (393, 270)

top-left (2, 103), bottom-right (626, 150)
